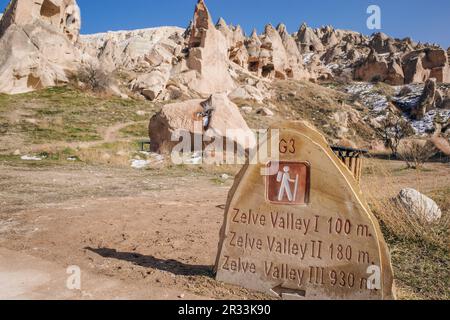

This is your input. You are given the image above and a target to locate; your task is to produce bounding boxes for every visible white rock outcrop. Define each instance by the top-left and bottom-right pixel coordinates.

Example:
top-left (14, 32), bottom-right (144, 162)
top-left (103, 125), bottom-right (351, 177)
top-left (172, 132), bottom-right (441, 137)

top-left (0, 0), bottom-right (81, 94)
top-left (79, 27), bottom-right (184, 72)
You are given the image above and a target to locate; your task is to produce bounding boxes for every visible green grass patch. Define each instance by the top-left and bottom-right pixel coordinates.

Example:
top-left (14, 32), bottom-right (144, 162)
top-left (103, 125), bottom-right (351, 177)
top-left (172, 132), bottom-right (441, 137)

top-left (120, 123), bottom-right (148, 138)
top-left (0, 86), bottom-right (159, 147)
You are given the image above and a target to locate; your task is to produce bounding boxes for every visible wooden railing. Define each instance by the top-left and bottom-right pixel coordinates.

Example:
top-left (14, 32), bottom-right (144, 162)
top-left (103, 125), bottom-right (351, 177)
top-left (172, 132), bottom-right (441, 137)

top-left (331, 146), bottom-right (368, 183)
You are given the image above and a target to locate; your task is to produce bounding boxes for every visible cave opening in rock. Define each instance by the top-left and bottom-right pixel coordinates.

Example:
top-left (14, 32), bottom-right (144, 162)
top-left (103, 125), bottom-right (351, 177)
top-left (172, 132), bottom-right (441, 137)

top-left (248, 61), bottom-right (259, 73)
top-left (40, 0), bottom-right (61, 18)
top-left (285, 68), bottom-right (294, 78)
top-left (27, 74), bottom-right (43, 90)
top-left (262, 64), bottom-right (274, 78)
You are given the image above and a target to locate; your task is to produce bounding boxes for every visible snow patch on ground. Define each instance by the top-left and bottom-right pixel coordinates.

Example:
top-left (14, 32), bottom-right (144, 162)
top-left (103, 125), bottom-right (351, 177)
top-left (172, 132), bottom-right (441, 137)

top-left (303, 53), bottom-right (315, 64)
top-left (131, 160), bottom-right (150, 169)
top-left (184, 152), bottom-right (203, 165)
top-left (345, 83), bottom-right (389, 113)
top-left (131, 153), bottom-right (164, 169)
top-left (21, 155), bottom-right (43, 161)
top-left (326, 63), bottom-right (340, 70)
top-left (392, 84), bottom-right (423, 112)
top-left (392, 83), bottom-right (450, 134)
top-left (408, 109), bottom-right (450, 135)
top-left (345, 82), bottom-right (450, 135)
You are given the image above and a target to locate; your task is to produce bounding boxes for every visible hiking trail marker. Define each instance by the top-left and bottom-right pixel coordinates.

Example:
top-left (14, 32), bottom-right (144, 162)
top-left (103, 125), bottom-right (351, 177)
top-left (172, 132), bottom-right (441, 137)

top-left (215, 122), bottom-right (395, 300)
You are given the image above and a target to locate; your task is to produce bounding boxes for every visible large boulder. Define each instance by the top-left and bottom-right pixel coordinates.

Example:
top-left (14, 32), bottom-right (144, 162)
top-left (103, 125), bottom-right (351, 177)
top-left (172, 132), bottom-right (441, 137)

top-left (0, 0), bottom-right (81, 94)
top-left (430, 136), bottom-right (450, 156)
top-left (228, 84), bottom-right (267, 103)
top-left (130, 64), bottom-right (172, 101)
top-left (397, 188), bottom-right (442, 223)
top-left (149, 93), bottom-right (255, 154)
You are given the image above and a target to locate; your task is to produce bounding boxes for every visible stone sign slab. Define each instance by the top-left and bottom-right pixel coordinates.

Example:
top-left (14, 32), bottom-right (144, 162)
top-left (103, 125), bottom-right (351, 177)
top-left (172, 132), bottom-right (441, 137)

top-left (215, 121), bottom-right (395, 300)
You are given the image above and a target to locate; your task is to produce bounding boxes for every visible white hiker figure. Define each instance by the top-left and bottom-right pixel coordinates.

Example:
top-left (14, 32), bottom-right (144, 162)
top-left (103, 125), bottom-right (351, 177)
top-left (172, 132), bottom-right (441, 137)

top-left (276, 166), bottom-right (299, 202)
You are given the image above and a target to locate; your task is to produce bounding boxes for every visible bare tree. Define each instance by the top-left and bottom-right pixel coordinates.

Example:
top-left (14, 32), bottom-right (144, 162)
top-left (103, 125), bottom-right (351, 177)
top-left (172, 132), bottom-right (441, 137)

top-left (77, 63), bottom-right (112, 93)
top-left (376, 113), bottom-right (415, 157)
top-left (399, 140), bottom-right (437, 169)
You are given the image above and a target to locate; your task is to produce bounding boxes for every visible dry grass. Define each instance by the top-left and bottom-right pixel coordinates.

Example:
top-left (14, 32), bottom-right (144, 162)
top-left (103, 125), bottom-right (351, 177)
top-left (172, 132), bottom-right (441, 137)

top-left (365, 159), bottom-right (449, 246)
top-left (363, 157), bottom-right (449, 300)
top-left (374, 82), bottom-right (396, 101)
top-left (268, 80), bottom-right (376, 145)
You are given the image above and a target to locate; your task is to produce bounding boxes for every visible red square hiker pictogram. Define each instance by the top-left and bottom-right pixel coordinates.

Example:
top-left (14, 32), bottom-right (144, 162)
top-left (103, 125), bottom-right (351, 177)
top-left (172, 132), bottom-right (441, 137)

top-left (265, 161), bottom-right (310, 205)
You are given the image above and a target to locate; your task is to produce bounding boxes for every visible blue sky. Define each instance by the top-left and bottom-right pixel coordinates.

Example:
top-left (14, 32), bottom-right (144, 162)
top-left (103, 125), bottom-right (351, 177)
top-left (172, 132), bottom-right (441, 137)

top-left (1, 0), bottom-right (449, 47)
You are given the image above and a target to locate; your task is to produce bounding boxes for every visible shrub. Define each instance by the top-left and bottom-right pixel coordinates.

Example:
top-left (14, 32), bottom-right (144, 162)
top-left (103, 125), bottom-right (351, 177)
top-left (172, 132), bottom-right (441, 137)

top-left (399, 140), bottom-right (437, 169)
top-left (376, 113), bottom-right (415, 157)
top-left (76, 63), bottom-right (113, 93)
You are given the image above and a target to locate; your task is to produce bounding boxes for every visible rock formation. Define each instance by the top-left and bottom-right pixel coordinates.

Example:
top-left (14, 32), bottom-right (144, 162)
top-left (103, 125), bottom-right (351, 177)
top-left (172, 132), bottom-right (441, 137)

top-left (277, 23), bottom-right (308, 79)
top-left (0, 0), bottom-right (448, 98)
top-left (181, 0), bottom-right (236, 96)
top-left (81, 27), bottom-right (185, 100)
top-left (80, 27), bottom-right (184, 72)
top-left (216, 18), bottom-right (248, 68)
top-left (0, 0), bottom-right (81, 94)
top-left (259, 24), bottom-right (290, 79)
top-left (412, 78), bottom-right (437, 120)
top-left (297, 22), bottom-right (324, 53)
top-left (355, 44), bottom-right (450, 85)
top-left (354, 49), bottom-right (389, 83)
top-left (370, 32), bottom-right (396, 54)
top-left (354, 50), bottom-right (405, 85)
top-left (148, 93), bottom-right (255, 154)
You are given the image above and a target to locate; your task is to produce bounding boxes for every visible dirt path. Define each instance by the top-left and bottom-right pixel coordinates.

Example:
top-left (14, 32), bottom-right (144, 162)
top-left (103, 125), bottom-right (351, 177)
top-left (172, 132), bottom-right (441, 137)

top-left (0, 247), bottom-right (205, 300)
top-left (26, 121), bottom-right (147, 153)
top-left (0, 163), bottom-right (269, 300)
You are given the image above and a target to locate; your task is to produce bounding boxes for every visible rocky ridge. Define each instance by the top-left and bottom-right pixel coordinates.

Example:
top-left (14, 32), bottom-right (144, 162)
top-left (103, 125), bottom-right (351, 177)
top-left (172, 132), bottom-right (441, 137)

top-left (1, 0), bottom-right (449, 99)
